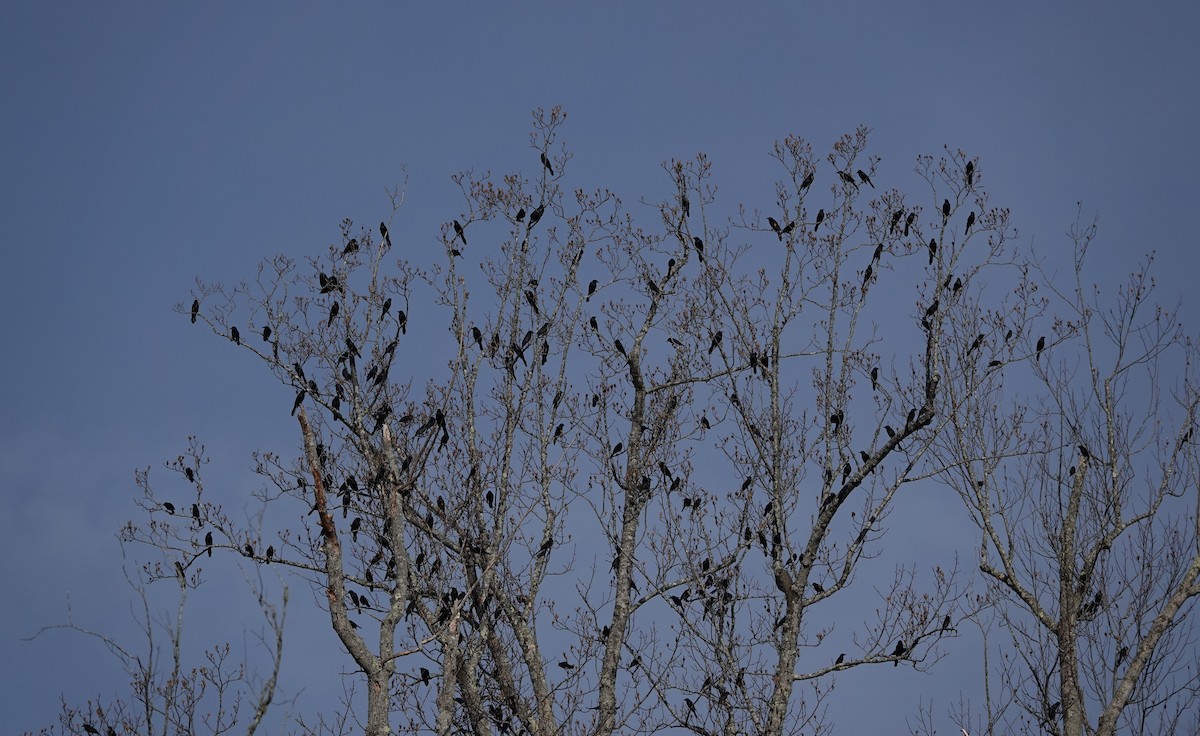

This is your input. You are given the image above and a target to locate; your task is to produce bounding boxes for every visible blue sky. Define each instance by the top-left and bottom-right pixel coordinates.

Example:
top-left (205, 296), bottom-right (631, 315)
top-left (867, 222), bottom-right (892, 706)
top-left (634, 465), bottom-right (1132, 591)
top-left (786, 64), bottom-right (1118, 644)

top-left (3, 3), bottom-right (1198, 733)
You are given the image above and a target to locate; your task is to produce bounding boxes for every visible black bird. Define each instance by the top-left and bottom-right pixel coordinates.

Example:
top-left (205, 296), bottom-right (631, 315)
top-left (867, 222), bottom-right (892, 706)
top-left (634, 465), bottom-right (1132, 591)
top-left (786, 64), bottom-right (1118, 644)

top-left (82, 724), bottom-right (100, 735)
top-left (924, 299), bottom-right (939, 318)
top-left (830, 410), bottom-right (844, 430)
top-left (342, 238), bottom-right (358, 255)
top-left (885, 425), bottom-right (896, 438)
top-left (952, 276), bottom-right (962, 294)
top-left (557, 659), bottom-right (574, 670)
top-left (162, 501), bottom-right (175, 514)
top-left (857, 169), bottom-right (875, 188)
top-left (265, 545), bottom-right (274, 562)
top-left (892, 640), bottom-right (906, 665)
top-left (693, 236), bottom-right (705, 262)
top-left (965, 211), bottom-right (976, 233)
top-left (842, 462), bottom-right (852, 483)
top-left (942, 199), bottom-right (951, 223)
top-left (1078, 444), bottom-right (1090, 460)
top-left (1116, 645), bottom-right (1129, 668)
top-left (397, 310), bottom-right (407, 334)
top-left (472, 326), bottom-right (483, 350)
top-left (610, 442), bottom-right (624, 458)
top-left (1036, 335), bottom-right (1046, 360)
top-left (230, 326), bottom-right (240, 344)
top-left (965, 160), bottom-right (975, 187)
top-left (261, 325), bottom-right (271, 341)
top-left (205, 531), bottom-right (213, 556)
top-left (185, 467), bottom-right (195, 483)
top-left (291, 390), bottom-right (306, 416)
top-left (587, 279), bottom-right (598, 299)
top-left (871, 366), bottom-right (879, 391)
top-left (814, 209), bottom-right (825, 231)
top-left (1048, 702), bottom-right (1060, 720)
top-left (838, 170), bottom-right (859, 189)
top-left (589, 315), bottom-right (598, 331)
top-left (420, 666), bottom-right (431, 685)
top-left (380, 222), bottom-right (391, 248)
top-left (872, 243), bottom-right (883, 262)
top-left (928, 238), bottom-right (938, 264)
top-left (528, 203), bottom-right (545, 228)
top-left (862, 264), bottom-right (873, 289)
top-left (905, 211), bottom-right (917, 237)
top-left (812, 582), bottom-right (824, 593)
top-left (800, 171), bottom-right (814, 190)
top-left (540, 152), bottom-right (554, 176)
top-left (381, 297), bottom-right (392, 316)
top-left (767, 216), bottom-right (782, 239)
top-left (536, 538), bottom-right (553, 558)
top-left (524, 290), bottom-right (539, 315)
top-left (890, 210), bottom-right (904, 233)
top-left (328, 301), bottom-right (339, 326)
top-left (708, 331), bottom-right (723, 355)
top-left (190, 299), bottom-right (199, 324)
top-left (780, 220), bottom-right (796, 235)
top-left (245, 543), bottom-right (254, 558)
top-left (835, 652), bottom-right (846, 665)
top-left (906, 408), bottom-right (917, 427)
top-left (942, 614), bottom-right (952, 631)
top-left (988, 360), bottom-right (1002, 368)
top-left (681, 192), bottom-right (690, 217)
top-left (967, 334), bottom-right (984, 354)
top-left (613, 338), bottom-right (626, 356)
top-left (192, 503), bottom-right (200, 521)
top-left (1004, 329), bottom-right (1013, 342)
top-left (453, 220), bottom-right (466, 245)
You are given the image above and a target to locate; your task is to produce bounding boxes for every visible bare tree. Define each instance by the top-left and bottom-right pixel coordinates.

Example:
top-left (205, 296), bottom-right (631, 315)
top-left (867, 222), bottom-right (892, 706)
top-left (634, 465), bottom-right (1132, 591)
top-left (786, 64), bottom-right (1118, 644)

top-left (24, 537), bottom-right (286, 736)
top-left (931, 211), bottom-right (1200, 736)
top-left (36, 110), bottom-right (1030, 735)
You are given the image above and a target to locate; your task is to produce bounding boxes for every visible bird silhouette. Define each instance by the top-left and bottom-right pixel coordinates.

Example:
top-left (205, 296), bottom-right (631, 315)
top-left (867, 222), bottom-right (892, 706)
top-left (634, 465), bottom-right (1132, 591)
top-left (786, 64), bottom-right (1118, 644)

top-left (965, 211), bottom-right (976, 233)
top-left (814, 209), bottom-right (825, 231)
top-left (928, 238), bottom-right (938, 264)
top-left (587, 279), bottom-right (597, 299)
top-left (891, 210), bottom-right (904, 233)
top-left (190, 299), bottom-right (199, 324)
top-left (942, 614), bottom-right (952, 631)
top-left (524, 290), bottom-right (539, 315)
top-left (230, 326), bottom-right (240, 344)
top-left (857, 169), bottom-right (875, 188)
top-left (862, 264), bottom-right (873, 289)
top-left (472, 326), bottom-right (483, 350)
top-left (708, 331), bottom-right (723, 355)
top-left (838, 170), bottom-right (859, 189)
top-left (380, 222), bottom-right (391, 248)
top-left (342, 238), bottom-right (358, 255)
top-left (1036, 336), bottom-right (1046, 360)
top-left (835, 653), bottom-right (846, 665)
top-left (767, 216), bottom-right (782, 239)
top-left (328, 301), bottom-right (339, 326)
top-left (540, 152), bottom-right (554, 176)
top-left (905, 212), bottom-right (917, 236)
top-left (205, 531), bottom-right (213, 556)
top-left (681, 193), bottom-right (690, 217)
top-left (965, 160), bottom-right (975, 187)
top-left (261, 325), bottom-right (271, 341)
top-left (693, 236), bottom-right (705, 262)
top-left (812, 582), bottom-right (824, 593)
top-left (967, 334), bottom-right (984, 354)
top-left (453, 220), bottom-right (466, 245)
top-left (871, 366), bottom-right (879, 391)
top-left (292, 390), bottom-right (306, 416)
top-left (528, 204), bottom-right (545, 228)
top-left (892, 640), bottom-right (906, 665)
top-left (610, 442), bottom-right (624, 457)
top-left (800, 171), bottom-right (814, 190)
top-left (942, 199), bottom-right (951, 223)
top-left (613, 338), bottom-right (626, 356)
